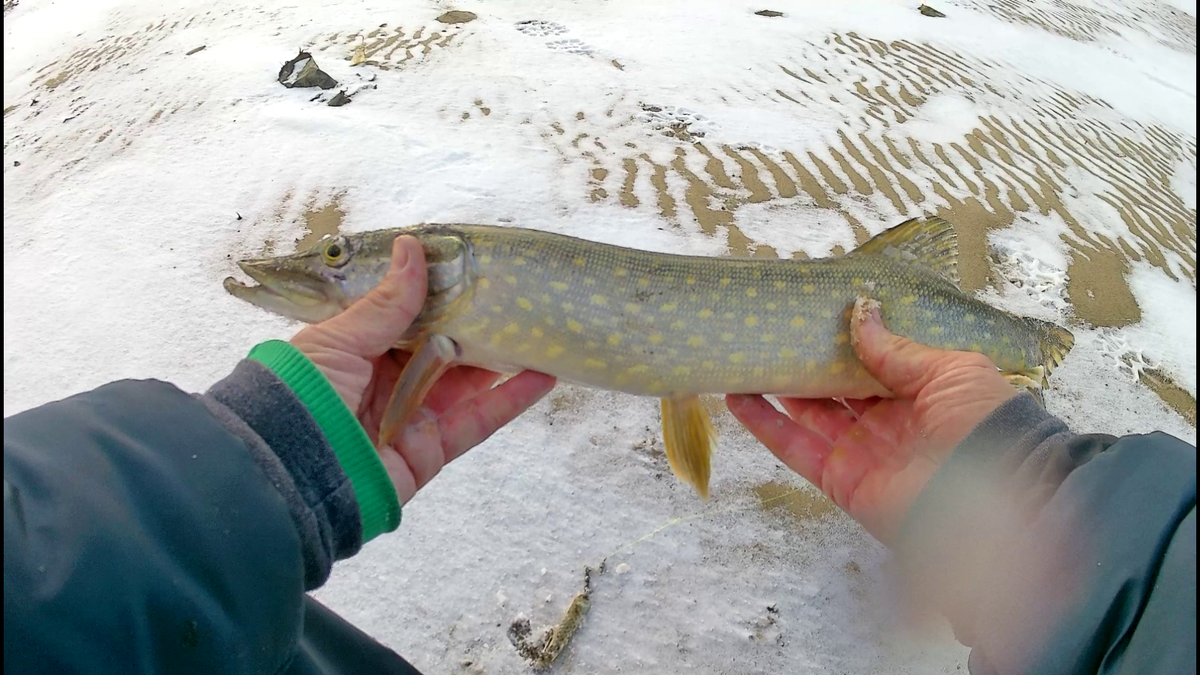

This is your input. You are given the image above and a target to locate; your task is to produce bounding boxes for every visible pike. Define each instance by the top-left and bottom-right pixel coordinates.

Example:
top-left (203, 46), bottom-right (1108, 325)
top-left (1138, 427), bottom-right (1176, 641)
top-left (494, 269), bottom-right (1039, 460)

top-left (224, 217), bottom-right (1074, 498)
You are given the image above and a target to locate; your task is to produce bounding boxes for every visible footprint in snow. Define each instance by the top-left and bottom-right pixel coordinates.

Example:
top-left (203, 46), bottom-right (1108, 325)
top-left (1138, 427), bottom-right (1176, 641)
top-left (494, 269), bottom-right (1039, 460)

top-left (545, 38), bottom-right (593, 55)
top-left (514, 20), bottom-right (568, 37)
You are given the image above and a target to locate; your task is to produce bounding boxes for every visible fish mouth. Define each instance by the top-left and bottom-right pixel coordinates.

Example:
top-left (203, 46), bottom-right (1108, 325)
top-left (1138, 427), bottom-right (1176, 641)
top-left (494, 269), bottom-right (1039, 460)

top-left (223, 259), bottom-right (340, 323)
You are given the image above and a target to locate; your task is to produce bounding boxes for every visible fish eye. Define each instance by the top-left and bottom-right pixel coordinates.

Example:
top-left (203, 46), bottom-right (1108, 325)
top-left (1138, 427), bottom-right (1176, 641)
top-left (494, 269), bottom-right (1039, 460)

top-left (323, 237), bottom-right (350, 267)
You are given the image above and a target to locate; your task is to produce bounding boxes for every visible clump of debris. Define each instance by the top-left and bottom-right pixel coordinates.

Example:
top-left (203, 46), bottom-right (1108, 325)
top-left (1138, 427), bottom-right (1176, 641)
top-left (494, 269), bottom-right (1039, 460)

top-left (507, 565), bottom-right (599, 670)
top-left (637, 103), bottom-right (715, 142)
top-left (278, 50), bottom-right (378, 106)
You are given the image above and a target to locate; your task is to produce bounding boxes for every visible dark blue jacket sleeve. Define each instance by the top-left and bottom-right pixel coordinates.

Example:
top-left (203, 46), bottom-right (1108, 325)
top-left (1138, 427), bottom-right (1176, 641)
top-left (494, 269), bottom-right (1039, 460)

top-left (898, 394), bottom-right (1196, 675)
top-left (4, 366), bottom-right (363, 675)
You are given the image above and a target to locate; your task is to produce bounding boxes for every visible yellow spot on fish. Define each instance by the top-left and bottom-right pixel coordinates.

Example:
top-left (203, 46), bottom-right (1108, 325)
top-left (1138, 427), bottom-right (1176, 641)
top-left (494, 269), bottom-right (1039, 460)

top-left (541, 294), bottom-right (552, 304)
top-left (970, 343), bottom-right (982, 352)
top-left (592, 294), bottom-right (609, 306)
top-left (760, 333), bottom-right (776, 343)
top-left (550, 281), bottom-right (569, 292)
top-left (852, 277), bottom-right (863, 286)
top-left (829, 362), bottom-right (846, 374)
top-left (698, 309), bottom-right (714, 319)
top-left (625, 303), bottom-right (642, 314)
top-left (584, 277), bottom-right (597, 287)
top-left (562, 302), bottom-right (575, 311)
top-left (544, 316), bottom-right (556, 326)
top-left (513, 257), bottom-right (526, 266)
top-left (660, 302), bottom-right (678, 312)
top-left (745, 316), bottom-right (759, 327)
top-left (791, 316), bottom-right (806, 328)
top-left (834, 333), bottom-right (849, 345)
top-left (492, 305), bottom-right (504, 314)
top-left (627, 364), bottom-right (649, 374)
top-left (614, 267), bottom-right (628, 277)
top-left (928, 325), bottom-right (945, 336)
top-left (504, 275), bottom-right (518, 285)
top-left (479, 254), bottom-right (492, 264)
top-left (517, 297), bottom-right (533, 311)
top-left (638, 278), bottom-right (650, 287)
top-left (478, 278), bottom-right (491, 289)
top-left (766, 302), bottom-right (777, 311)
top-left (567, 319), bottom-right (583, 333)
top-left (729, 352), bottom-right (746, 364)
top-left (901, 295), bottom-right (917, 305)
top-left (702, 360), bottom-right (716, 370)
top-left (531, 327), bottom-right (544, 338)
top-left (673, 366), bottom-right (691, 376)
top-left (584, 358), bottom-right (606, 369)
top-left (753, 366), bottom-right (765, 377)
top-left (746, 288), bottom-right (758, 297)
top-left (649, 333), bottom-right (664, 345)
top-left (686, 276), bottom-right (696, 285)
top-left (820, 309), bottom-right (833, 319)
top-left (774, 281), bottom-right (786, 289)
top-left (720, 278), bottom-right (731, 286)
top-left (803, 284), bottom-right (815, 293)
top-left (805, 359), bottom-right (817, 371)
top-left (720, 333), bottom-right (735, 342)
top-left (965, 313), bottom-right (976, 323)
top-left (504, 323), bottom-right (520, 335)
top-left (687, 336), bottom-right (705, 347)
top-left (778, 347), bottom-right (796, 359)
top-left (607, 334), bottom-right (622, 346)
top-left (670, 320), bottom-right (685, 330)
top-left (573, 257), bottom-right (586, 267)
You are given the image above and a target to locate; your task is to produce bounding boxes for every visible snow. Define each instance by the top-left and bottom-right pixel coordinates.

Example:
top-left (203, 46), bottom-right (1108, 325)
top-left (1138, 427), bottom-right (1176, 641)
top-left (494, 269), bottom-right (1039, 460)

top-left (4, 0), bottom-right (1195, 672)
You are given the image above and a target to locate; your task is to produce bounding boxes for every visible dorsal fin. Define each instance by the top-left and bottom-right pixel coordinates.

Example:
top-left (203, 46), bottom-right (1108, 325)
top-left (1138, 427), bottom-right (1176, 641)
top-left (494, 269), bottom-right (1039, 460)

top-left (849, 216), bottom-right (960, 286)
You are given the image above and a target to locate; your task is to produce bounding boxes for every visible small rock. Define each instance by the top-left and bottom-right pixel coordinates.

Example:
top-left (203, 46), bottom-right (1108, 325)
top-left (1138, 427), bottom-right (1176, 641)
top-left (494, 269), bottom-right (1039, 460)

top-left (918, 4), bottom-right (946, 17)
top-left (615, 562), bottom-right (631, 574)
top-left (12, 160), bottom-right (19, 167)
top-left (436, 10), bottom-right (477, 24)
top-left (754, 9), bottom-right (784, 17)
top-left (327, 90), bottom-right (351, 107)
top-left (278, 50), bottom-right (338, 89)
top-left (185, 45), bottom-right (206, 56)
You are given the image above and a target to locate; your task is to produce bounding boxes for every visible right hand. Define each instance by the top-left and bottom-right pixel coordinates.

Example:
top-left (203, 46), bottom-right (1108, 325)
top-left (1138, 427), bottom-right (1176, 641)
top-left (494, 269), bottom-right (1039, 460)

top-left (726, 297), bottom-right (1020, 545)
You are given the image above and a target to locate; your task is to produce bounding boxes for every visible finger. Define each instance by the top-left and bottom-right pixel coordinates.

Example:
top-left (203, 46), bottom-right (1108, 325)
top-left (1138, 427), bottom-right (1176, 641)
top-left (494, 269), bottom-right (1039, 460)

top-left (725, 394), bottom-right (833, 485)
top-left (318, 235), bottom-right (427, 359)
top-left (850, 297), bottom-right (994, 398)
top-left (437, 371), bottom-right (557, 462)
top-left (776, 397), bottom-right (863, 445)
top-left (423, 366), bottom-right (504, 414)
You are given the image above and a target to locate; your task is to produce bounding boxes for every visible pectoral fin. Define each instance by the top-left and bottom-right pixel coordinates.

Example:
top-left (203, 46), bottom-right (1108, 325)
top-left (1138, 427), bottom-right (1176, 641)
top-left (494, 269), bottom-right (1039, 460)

top-left (660, 395), bottom-right (718, 500)
top-left (379, 334), bottom-right (460, 447)
top-left (1003, 369), bottom-right (1046, 407)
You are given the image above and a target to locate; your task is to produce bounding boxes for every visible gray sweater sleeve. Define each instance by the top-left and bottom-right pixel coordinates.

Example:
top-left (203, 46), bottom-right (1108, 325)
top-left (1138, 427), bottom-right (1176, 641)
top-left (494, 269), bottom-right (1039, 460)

top-left (897, 393), bottom-right (1197, 675)
top-left (199, 359), bottom-right (363, 589)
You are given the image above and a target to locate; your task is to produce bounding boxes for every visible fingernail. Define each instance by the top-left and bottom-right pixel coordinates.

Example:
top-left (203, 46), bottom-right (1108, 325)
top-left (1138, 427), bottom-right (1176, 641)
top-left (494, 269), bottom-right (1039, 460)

top-left (392, 236), bottom-right (412, 271)
top-left (850, 297), bottom-right (881, 347)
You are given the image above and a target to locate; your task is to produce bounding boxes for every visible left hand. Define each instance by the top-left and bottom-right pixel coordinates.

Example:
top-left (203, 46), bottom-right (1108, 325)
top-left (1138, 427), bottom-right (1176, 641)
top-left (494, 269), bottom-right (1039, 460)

top-left (290, 235), bottom-right (557, 504)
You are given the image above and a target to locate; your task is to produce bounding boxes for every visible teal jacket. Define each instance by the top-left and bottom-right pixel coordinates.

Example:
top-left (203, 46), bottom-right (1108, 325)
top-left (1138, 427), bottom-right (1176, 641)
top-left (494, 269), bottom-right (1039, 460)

top-left (4, 342), bottom-right (1196, 674)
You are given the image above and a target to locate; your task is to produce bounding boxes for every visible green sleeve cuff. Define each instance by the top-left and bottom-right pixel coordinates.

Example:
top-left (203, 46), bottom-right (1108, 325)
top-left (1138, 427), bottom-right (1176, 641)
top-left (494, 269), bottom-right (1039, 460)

top-left (247, 340), bottom-right (401, 541)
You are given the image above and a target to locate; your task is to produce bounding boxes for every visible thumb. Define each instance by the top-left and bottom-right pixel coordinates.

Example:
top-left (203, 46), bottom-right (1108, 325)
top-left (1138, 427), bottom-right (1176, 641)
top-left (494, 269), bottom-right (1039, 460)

top-left (850, 296), bottom-right (982, 398)
top-left (316, 235), bottom-right (427, 358)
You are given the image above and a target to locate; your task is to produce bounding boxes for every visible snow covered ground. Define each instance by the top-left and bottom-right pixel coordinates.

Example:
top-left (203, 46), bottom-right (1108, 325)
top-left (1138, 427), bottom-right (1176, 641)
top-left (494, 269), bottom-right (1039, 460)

top-left (4, 0), bottom-right (1195, 672)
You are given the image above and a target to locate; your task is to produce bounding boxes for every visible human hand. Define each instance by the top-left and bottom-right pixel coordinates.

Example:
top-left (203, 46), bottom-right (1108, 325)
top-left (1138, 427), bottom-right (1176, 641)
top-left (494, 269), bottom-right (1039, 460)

top-left (290, 235), bottom-right (557, 504)
top-left (726, 297), bottom-right (1018, 545)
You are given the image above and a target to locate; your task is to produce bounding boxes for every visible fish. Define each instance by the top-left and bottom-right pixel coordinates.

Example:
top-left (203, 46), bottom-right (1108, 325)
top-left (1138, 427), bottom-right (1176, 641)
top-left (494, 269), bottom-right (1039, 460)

top-left (223, 216), bottom-right (1074, 498)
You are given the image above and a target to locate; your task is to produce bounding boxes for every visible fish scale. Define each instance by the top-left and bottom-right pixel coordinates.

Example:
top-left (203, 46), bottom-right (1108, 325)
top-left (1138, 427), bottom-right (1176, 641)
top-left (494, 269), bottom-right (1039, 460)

top-left (224, 216), bottom-right (1074, 498)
